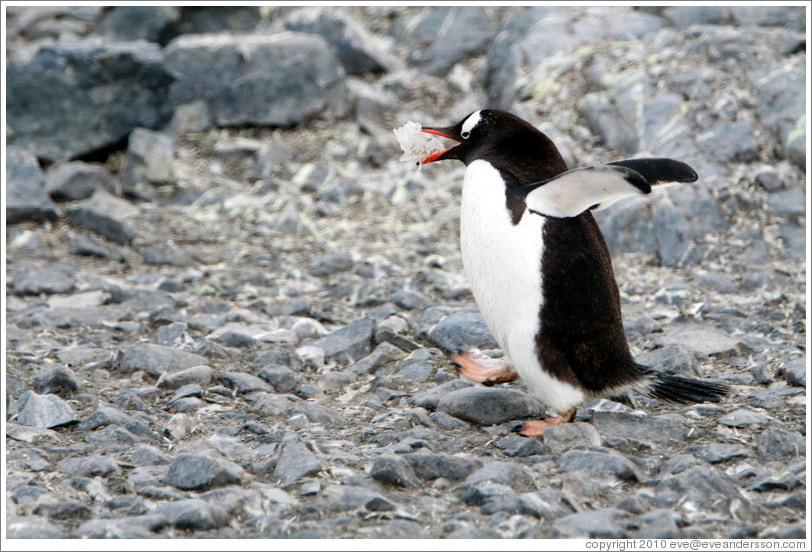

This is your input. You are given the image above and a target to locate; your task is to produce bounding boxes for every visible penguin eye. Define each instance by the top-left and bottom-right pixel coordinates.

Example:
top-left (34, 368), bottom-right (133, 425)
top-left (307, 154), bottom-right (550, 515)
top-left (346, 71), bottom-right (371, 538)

top-left (461, 131), bottom-right (471, 139)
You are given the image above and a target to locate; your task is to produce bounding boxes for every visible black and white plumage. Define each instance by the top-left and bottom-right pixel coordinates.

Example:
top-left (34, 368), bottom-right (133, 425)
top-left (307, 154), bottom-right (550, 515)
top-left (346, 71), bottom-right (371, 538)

top-left (419, 109), bottom-right (727, 435)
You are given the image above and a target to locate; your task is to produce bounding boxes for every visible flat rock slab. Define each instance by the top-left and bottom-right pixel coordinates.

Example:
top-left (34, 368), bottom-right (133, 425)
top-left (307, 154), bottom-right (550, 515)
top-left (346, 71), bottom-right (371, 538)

top-left (118, 343), bottom-right (207, 379)
top-left (437, 386), bottom-right (544, 426)
top-left (306, 317), bottom-right (374, 364)
top-left (6, 147), bottom-right (58, 224)
top-left (17, 391), bottom-right (78, 429)
top-left (655, 323), bottom-right (744, 357)
top-left (165, 454), bottom-right (244, 491)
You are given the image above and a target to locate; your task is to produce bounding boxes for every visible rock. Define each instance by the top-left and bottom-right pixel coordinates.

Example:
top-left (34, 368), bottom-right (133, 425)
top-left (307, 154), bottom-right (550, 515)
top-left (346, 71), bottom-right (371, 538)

top-left (285, 8), bottom-right (391, 76)
top-left (163, 6), bottom-right (261, 38)
top-left (273, 433), bottom-right (322, 487)
top-left (165, 454), bottom-right (244, 491)
top-left (369, 455), bottom-right (419, 487)
top-left (402, 452), bottom-right (481, 481)
top-left (348, 342), bottom-right (407, 375)
top-left (557, 449), bottom-right (644, 481)
top-left (392, 7), bottom-right (495, 76)
top-left (549, 508), bottom-right (630, 538)
top-left (437, 386), bottom-right (544, 426)
top-left (777, 358), bottom-right (806, 387)
top-left (74, 514), bottom-right (168, 539)
top-left (747, 469), bottom-right (803, 492)
top-left (316, 484), bottom-right (397, 514)
top-left (591, 411), bottom-right (688, 447)
top-left (657, 465), bottom-right (754, 517)
top-left (6, 147), bottom-right (58, 224)
top-left (216, 371), bottom-right (274, 395)
top-left (57, 455), bottom-right (120, 478)
top-left (630, 509), bottom-right (681, 539)
top-left (309, 249), bottom-right (355, 276)
top-left (131, 445), bottom-right (171, 467)
top-left (636, 344), bottom-right (700, 376)
top-left (6, 41), bottom-right (174, 162)
top-left (410, 379), bottom-right (473, 410)
top-left (118, 343), bottom-right (207, 379)
top-left (756, 427), bottom-right (806, 462)
top-left (687, 443), bottom-right (749, 464)
top-left (306, 317), bottom-right (374, 364)
top-left (124, 128), bottom-right (176, 187)
top-left (6, 516), bottom-right (65, 538)
top-left (655, 322), bottom-right (743, 358)
top-left (542, 422), bottom-right (602, 454)
top-left (17, 391), bottom-right (78, 429)
top-left (496, 434), bottom-right (546, 457)
top-left (663, 6), bottom-right (733, 27)
top-left (257, 365), bottom-right (299, 394)
top-left (65, 189), bottom-right (139, 245)
top-left (419, 306), bottom-right (499, 354)
top-left (164, 32), bottom-right (348, 127)
top-left (98, 6), bottom-right (176, 42)
top-left (69, 234), bottom-right (108, 257)
top-left (155, 365), bottom-right (213, 390)
top-left (8, 266), bottom-right (75, 296)
top-left (697, 121), bottom-right (761, 163)
top-left (719, 407), bottom-right (772, 429)
top-left (32, 366), bottom-right (80, 398)
top-left (45, 161), bottom-right (119, 201)
top-left (33, 500), bottom-right (93, 521)
top-left (77, 406), bottom-right (132, 431)
top-left (463, 461), bottom-right (535, 491)
top-left (152, 498), bottom-right (229, 530)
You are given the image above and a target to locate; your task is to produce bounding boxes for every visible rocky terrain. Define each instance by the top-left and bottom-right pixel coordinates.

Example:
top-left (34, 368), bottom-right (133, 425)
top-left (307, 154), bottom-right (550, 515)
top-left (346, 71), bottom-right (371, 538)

top-left (4, 5), bottom-right (808, 540)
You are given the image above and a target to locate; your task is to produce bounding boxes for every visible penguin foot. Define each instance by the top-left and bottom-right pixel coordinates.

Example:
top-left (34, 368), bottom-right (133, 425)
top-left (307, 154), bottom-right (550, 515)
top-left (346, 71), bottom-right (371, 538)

top-left (517, 417), bottom-right (567, 437)
top-left (450, 353), bottom-right (518, 386)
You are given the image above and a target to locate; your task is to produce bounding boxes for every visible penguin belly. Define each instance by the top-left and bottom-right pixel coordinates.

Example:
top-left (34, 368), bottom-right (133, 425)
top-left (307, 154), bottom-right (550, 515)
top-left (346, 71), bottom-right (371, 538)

top-left (459, 160), bottom-right (586, 413)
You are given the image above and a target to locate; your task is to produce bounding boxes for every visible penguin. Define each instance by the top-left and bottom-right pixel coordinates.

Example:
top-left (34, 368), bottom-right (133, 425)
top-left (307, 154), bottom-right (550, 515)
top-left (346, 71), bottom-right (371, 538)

top-left (419, 109), bottom-right (728, 436)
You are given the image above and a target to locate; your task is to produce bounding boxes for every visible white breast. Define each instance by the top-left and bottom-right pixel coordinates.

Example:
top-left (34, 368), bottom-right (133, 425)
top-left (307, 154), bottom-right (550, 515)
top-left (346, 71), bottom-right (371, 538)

top-left (460, 160), bottom-right (585, 413)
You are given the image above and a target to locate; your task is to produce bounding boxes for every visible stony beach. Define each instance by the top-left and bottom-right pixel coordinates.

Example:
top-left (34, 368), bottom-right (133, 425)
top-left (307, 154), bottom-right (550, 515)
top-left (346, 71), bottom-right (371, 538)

top-left (4, 5), bottom-right (808, 541)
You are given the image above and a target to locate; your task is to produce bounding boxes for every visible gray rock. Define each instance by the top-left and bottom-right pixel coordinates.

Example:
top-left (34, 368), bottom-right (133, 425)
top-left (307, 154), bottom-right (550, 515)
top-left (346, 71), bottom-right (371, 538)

top-left (719, 407), bottom-right (772, 429)
top-left (130, 445), bottom-right (171, 466)
top-left (217, 371), bottom-right (274, 395)
top-left (164, 32), bottom-right (348, 127)
top-left (45, 161), bottom-right (119, 201)
top-left (549, 508), bottom-right (630, 538)
top-left (687, 443), bottom-right (750, 464)
top-left (730, 6), bottom-right (806, 31)
top-left (74, 514), bottom-right (168, 539)
top-left (77, 406), bottom-right (132, 431)
top-left (438, 386), bottom-right (544, 426)
top-left (70, 234), bottom-right (108, 258)
top-left (402, 452), bottom-right (481, 481)
top-left (316, 484), bottom-right (397, 513)
top-left (463, 461), bottom-right (535, 491)
top-left (558, 449), bottom-right (644, 482)
top-left (747, 469), bottom-right (803, 492)
top-left (285, 8), bottom-right (390, 76)
top-left (637, 344), bottom-right (700, 376)
top-left (392, 7), bottom-right (495, 76)
top-left (655, 322), bottom-right (743, 358)
top-left (496, 433), bottom-right (546, 457)
top-left (657, 465), bottom-right (754, 517)
top-left (7, 41), bottom-right (173, 162)
top-left (348, 342), bottom-right (407, 375)
top-left (32, 366), bottom-right (79, 398)
top-left (98, 6), bottom-right (175, 42)
top-left (420, 306), bottom-right (499, 354)
top-left (9, 265), bottom-right (75, 296)
top-left (411, 379), bottom-right (474, 411)
top-left (542, 422), bottom-right (602, 454)
top-left (124, 128), bottom-right (176, 187)
top-left (33, 500), bottom-right (93, 521)
top-left (155, 365), bottom-right (213, 390)
top-left (164, 6), bottom-right (261, 37)
top-left (663, 6), bottom-right (732, 27)
top-left (591, 411), bottom-right (688, 447)
top-left (166, 454), bottom-right (244, 491)
top-left (85, 425), bottom-right (141, 450)
top-left (756, 427), bottom-right (806, 462)
top-left (697, 121), bottom-right (761, 163)
top-left (57, 455), bottom-right (120, 478)
top-left (6, 516), bottom-right (65, 538)
top-left (309, 249), bottom-right (355, 276)
top-left (777, 358), bottom-right (806, 387)
top-left (370, 455), bottom-right (420, 487)
top-left (142, 242), bottom-right (193, 267)
top-left (65, 189), bottom-right (138, 245)
top-left (273, 433), bottom-right (322, 487)
top-left (17, 391), bottom-right (78, 429)
top-left (118, 343), bottom-right (207, 379)
top-left (152, 498), bottom-right (229, 530)
top-left (630, 509), bottom-right (681, 539)
top-left (257, 365), bottom-right (299, 394)
top-left (6, 147), bottom-right (58, 224)
top-left (306, 317), bottom-right (374, 364)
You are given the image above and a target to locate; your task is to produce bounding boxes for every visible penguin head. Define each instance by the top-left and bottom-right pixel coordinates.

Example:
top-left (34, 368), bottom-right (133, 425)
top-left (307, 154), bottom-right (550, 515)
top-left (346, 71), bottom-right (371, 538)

top-left (421, 109), bottom-right (567, 181)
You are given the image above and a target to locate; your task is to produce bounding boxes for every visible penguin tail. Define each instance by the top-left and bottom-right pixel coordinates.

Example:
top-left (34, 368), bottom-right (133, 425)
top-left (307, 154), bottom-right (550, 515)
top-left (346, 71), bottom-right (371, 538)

top-left (635, 365), bottom-right (729, 404)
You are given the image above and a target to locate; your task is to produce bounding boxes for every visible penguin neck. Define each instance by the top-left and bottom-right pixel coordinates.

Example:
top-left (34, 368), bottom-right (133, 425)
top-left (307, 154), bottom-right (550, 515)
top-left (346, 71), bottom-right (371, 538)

top-left (470, 129), bottom-right (568, 186)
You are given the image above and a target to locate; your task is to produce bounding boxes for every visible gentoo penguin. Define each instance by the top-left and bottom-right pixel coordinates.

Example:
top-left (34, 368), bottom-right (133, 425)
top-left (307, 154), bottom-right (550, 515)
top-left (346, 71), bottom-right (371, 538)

top-left (419, 109), bottom-right (728, 436)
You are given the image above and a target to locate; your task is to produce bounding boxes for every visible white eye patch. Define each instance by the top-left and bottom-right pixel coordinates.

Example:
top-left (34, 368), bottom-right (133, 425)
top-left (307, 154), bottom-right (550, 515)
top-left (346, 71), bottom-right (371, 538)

top-left (461, 110), bottom-right (482, 137)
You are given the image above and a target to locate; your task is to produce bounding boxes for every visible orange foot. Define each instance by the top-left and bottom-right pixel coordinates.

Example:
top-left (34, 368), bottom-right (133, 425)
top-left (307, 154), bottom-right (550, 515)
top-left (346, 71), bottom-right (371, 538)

top-left (451, 353), bottom-right (518, 386)
top-left (518, 408), bottom-right (577, 437)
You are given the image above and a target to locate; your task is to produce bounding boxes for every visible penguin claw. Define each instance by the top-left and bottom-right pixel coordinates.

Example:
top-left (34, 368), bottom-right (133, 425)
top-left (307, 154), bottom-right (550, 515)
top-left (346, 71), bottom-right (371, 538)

top-left (450, 353), bottom-right (518, 385)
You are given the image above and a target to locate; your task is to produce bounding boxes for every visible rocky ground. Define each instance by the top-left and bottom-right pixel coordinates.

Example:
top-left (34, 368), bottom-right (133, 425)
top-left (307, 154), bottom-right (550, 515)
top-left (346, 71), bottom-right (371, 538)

top-left (4, 5), bottom-right (808, 541)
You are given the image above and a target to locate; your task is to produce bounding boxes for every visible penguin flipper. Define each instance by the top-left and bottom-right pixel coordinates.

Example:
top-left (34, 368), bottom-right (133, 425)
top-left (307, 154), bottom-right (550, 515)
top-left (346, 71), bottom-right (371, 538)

top-left (524, 165), bottom-right (652, 218)
top-left (607, 158), bottom-right (699, 186)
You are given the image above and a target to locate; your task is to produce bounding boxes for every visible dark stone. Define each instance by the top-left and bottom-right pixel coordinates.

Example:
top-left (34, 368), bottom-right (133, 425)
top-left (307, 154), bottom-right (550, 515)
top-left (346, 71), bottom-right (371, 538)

top-left (217, 371), bottom-right (274, 395)
top-left (777, 358), bottom-right (806, 387)
top-left (45, 161), bottom-right (119, 201)
top-left (630, 509), bottom-right (681, 539)
top-left (273, 433), bottom-right (321, 487)
top-left (285, 8), bottom-right (390, 76)
top-left (419, 306), bottom-right (499, 354)
top-left (402, 452), bottom-right (481, 481)
top-left (496, 434), bottom-right (546, 457)
top-left (747, 469), bottom-right (803, 492)
top-left (656, 465), bottom-right (754, 517)
top-left (756, 427), bottom-right (806, 462)
top-left (662, 6), bottom-right (733, 27)
top-left (118, 343), bottom-right (207, 379)
top-left (410, 379), bottom-right (473, 411)
top-left (591, 411), bottom-right (688, 447)
top-left (719, 408), bottom-right (771, 429)
top-left (542, 422), bottom-right (602, 454)
top-left (70, 234), bottom-right (107, 258)
top-left (65, 190), bottom-right (138, 245)
top-left (77, 406), bottom-right (132, 431)
top-left (17, 391), bottom-right (78, 429)
top-left (6, 148), bottom-right (58, 224)
top-left (164, 32), bottom-right (347, 127)
top-left (152, 499), bottom-right (229, 530)
top-left (130, 445), bottom-right (171, 466)
top-left (8, 266), bottom-right (75, 296)
top-left (558, 449), bottom-right (644, 482)
top-left (7, 41), bottom-right (174, 162)
top-left (309, 249), bottom-right (355, 277)
top-left (155, 365), bottom-right (213, 390)
top-left (32, 366), bottom-right (79, 398)
top-left (257, 365), bottom-right (299, 394)
top-left (369, 455), bottom-right (419, 487)
top-left (306, 317), bottom-right (374, 364)
top-left (33, 501), bottom-right (93, 521)
top-left (463, 461), bottom-right (535, 492)
top-left (164, 6), bottom-right (261, 38)
top-left (549, 509), bottom-right (630, 538)
top-left (124, 128), bottom-right (176, 187)
top-left (316, 484), bottom-right (396, 514)
top-left (98, 6), bottom-right (176, 42)
top-left (636, 344), bottom-right (700, 376)
top-left (687, 443), bottom-right (749, 464)
top-left (57, 455), bottom-right (120, 478)
top-left (142, 242), bottom-right (193, 267)
top-left (437, 386), bottom-right (544, 426)
top-left (74, 515), bottom-right (168, 539)
top-left (6, 516), bottom-right (65, 538)
top-left (165, 454), bottom-right (243, 491)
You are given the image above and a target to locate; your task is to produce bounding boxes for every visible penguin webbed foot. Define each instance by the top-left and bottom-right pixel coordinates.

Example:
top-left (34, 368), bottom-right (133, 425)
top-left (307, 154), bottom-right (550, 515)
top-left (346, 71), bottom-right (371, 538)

top-left (514, 408), bottom-right (577, 437)
top-left (450, 353), bottom-right (517, 385)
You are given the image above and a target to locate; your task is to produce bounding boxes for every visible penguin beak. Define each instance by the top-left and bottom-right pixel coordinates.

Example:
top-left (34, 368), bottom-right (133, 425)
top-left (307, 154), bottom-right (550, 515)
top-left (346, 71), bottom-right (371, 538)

top-left (420, 126), bottom-right (461, 164)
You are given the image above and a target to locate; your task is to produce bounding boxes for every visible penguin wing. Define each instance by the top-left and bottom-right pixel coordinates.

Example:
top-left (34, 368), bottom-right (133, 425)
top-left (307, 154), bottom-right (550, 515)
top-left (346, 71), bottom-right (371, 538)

top-left (524, 158), bottom-right (698, 218)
